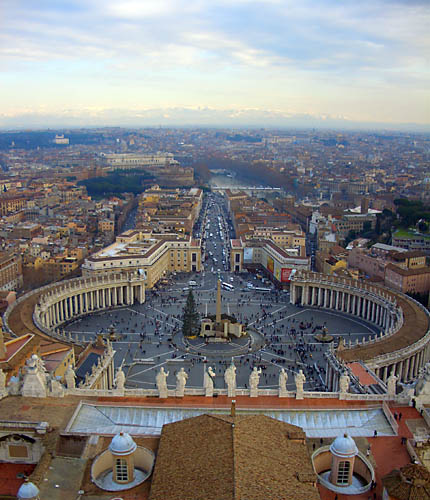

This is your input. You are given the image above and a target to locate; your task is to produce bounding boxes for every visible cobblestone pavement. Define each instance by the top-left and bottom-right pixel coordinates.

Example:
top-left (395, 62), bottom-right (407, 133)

top-left (64, 271), bottom-right (378, 391)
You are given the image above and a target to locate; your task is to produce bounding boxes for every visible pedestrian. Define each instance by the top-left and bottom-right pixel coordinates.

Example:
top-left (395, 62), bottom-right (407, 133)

top-left (398, 412), bottom-right (402, 421)
top-left (373, 430), bottom-right (378, 438)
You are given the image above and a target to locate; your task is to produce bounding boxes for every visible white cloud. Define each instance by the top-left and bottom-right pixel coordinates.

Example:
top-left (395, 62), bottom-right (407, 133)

top-left (0, 0), bottom-right (428, 126)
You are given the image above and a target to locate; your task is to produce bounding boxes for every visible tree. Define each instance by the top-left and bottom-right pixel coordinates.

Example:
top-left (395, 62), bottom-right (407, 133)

top-left (418, 220), bottom-right (428, 233)
top-left (182, 290), bottom-right (200, 337)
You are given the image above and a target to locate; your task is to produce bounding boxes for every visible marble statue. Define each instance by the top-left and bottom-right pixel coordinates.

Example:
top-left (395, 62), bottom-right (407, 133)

top-left (8, 375), bottom-right (21, 395)
top-left (176, 367), bottom-right (188, 397)
top-left (204, 366), bottom-right (216, 397)
top-left (414, 363), bottom-right (430, 399)
top-left (22, 355), bottom-right (48, 398)
top-left (49, 377), bottom-right (64, 397)
top-left (156, 367), bottom-right (169, 398)
top-left (64, 365), bottom-right (76, 390)
top-left (249, 367), bottom-right (262, 397)
top-left (295, 369), bottom-right (306, 399)
top-left (279, 368), bottom-right (288, 397)
top-left (339, 371), bottom-right (350, 394)
top-left (387, 372), bottom-right (398, 397)
top-left (115, 367), bottom-right (126, 391)
top-left (0, 368), bottom-right (6, 393)
top-left (224, 362), bottom-right (236, 398)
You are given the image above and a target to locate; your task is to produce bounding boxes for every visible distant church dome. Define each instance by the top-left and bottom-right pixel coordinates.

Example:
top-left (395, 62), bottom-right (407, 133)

top-left (330, 433), bottom-right (358, 458)
top-left (17, 480), bottom-right (40, 499)
top-left (109, 432), bottom-right (137, 456)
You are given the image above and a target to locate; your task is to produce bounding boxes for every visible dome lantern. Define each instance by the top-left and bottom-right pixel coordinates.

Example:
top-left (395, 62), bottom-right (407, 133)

top-left (329, 433), bottom-right (358, 487)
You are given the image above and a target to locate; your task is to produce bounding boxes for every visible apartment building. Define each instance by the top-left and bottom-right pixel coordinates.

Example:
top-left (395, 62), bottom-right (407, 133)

top-left (82, 230), bottom-right (202, 288)
top-left (385, 263), bottom-right (430, 294)
top-left (253, 226), bottom-right (306, 256)
top-left (392, 230), bottom-right (430, 253)
top-left (0, 251), bottom-right (23, 291)
top-left (230, 238), bottom-right (310, 285)
top-left (0, 194), bottom-right (27, 216)
top-left (102, 152), bottom-right (177, 168)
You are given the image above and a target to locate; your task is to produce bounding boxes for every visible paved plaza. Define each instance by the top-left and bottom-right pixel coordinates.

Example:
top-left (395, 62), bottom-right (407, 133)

top-left (64, 271), bottom-right (379, 392)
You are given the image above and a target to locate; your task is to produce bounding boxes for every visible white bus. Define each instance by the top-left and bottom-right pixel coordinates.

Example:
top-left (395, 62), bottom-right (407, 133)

top-left (253, 287), bottom-right (272, 292)
top-left (221, 282), bottom-right (234, 291)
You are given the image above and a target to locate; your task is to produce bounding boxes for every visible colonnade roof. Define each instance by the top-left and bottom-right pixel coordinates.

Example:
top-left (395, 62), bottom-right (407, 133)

top-left (339, 293), bottom-right (429, 363)
top-left (7, 289), bottom-right (45, 338)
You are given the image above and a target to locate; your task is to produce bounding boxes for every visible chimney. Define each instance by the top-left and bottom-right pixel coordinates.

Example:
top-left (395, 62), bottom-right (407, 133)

top-left (231, 399), bottom-right (236, 418)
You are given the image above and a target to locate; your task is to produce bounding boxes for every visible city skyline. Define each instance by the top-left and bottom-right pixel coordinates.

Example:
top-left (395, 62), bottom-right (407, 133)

top-left (1, 0), bottom-right (429, 130)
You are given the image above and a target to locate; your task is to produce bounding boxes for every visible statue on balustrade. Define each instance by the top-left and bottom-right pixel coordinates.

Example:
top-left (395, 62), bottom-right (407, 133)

top-left (204, 366), bottom-right (215, 397)
top-left (387, 371), bottom-right (398, 397)
top-left (115, 367), bottom-right (126, 391)
top-left (295, 369), bottom-right (306, 399)
top-left (249, 367), bottom-right (262, 397)
top-left (414, 363), bottom-right (430, 398)
top-left (279, 368), bottom-right (288, 397)
top-left (156, 367), bottom-right (169, 398)
top-left (339, 371), bottom-right (350, 394)
top-left (224, 362), bottom-right (236, 397)
top-left (65, 365), bottom-right (76, 390)
top-left (176, 367), bottom-right (188, 397)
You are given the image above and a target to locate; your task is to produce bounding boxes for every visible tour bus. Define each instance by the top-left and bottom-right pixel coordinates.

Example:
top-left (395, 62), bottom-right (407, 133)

top-left (221, 282), bottom-right (234, 291)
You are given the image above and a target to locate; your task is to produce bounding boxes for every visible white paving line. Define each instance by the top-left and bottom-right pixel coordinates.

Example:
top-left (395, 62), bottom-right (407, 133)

top-left (127, 354), bottom-right (175, 378)
top-left (271, 305), bottom-right (289, 315)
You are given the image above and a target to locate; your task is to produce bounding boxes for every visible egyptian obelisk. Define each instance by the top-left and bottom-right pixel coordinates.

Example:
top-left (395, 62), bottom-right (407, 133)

top-left (216, 279), bottom-right (222, 324)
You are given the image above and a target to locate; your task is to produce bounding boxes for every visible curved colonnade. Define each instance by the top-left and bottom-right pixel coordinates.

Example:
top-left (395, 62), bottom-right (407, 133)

top-left (290, 271), bottom-right (430, 384)
top-left (4, 272), bottom-right (146, 340)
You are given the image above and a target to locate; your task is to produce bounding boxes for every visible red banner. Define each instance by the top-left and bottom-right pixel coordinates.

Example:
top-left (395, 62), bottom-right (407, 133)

top-left (281, 268), bottom-right (296, 282)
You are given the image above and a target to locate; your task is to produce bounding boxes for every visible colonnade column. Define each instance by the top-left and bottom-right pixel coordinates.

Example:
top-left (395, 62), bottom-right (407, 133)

top-left (404, 357), bottom-right (411, 381)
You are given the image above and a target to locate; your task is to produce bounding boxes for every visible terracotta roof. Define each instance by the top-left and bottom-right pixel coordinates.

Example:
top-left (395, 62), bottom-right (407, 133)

top-left (0, 334), bottom-right (34, 362)
top-left (149, 413), bottom-right (320, 500)
top-left (385, 263), bottom-right (430, 277)
top-left (391, 250), bottom-right (427, 260)
top-left (347, 362), bottom-right (379, 386)
top-left (382, 463), bottom-right (430, 500)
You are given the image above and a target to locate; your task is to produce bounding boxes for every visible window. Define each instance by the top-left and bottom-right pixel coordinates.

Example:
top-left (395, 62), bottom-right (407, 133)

top-left (337, 460), bottom-right (350, 485)
top-left (115, 458), bottom-right (128, 482)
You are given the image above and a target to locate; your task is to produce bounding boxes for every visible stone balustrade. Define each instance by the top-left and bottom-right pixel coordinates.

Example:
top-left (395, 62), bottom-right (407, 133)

top-left (291, 270), bottom-right (430, 383)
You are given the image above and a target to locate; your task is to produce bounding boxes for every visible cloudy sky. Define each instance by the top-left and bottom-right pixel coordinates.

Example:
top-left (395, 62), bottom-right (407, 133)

top-left (1, 0), bottom-right (429, 129)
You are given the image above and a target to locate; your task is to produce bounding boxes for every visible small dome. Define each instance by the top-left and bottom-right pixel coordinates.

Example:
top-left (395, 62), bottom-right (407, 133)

top-left (109, 432), bottom-right (137, 456)
top-left (330, 433), bottom-right (358, 458)
top-left (17, 480), bottom-right (40, 499)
